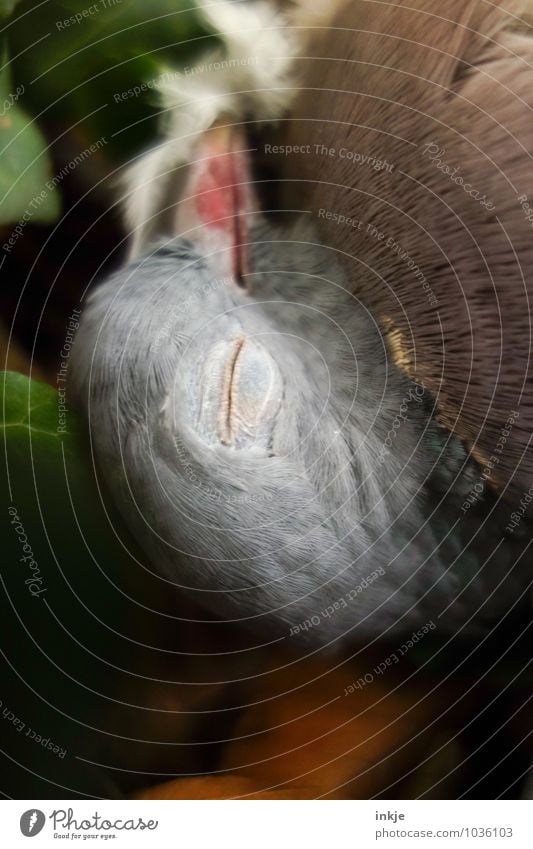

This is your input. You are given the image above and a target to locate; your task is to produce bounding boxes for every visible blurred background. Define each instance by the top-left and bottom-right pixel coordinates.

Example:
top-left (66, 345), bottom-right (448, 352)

top-left (0, 0), bottom-right (212, 375)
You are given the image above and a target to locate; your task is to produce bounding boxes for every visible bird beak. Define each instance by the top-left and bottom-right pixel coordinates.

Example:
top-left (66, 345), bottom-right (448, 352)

top-left (174, 124), bottom-right (258, 287)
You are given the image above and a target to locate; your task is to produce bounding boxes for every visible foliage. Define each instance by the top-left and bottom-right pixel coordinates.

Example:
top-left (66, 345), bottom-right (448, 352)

top-left (0, 0), bottom-right (210, 224)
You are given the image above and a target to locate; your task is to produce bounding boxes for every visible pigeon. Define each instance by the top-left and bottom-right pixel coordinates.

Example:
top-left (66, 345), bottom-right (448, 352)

top-left (70, 0), bottom-right (532, 648)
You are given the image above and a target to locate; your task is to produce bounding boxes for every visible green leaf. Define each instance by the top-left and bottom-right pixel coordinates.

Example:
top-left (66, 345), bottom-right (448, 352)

top-left (1, 369), bottom-right (145, 595)
top-left (7, 0), bottom-right (210, 164)
top-left (1, 370), bottom-right (95, 546)
top-left (1, 371), bottom-right (88, 525)
top-left (0, 91), bottom-right (61, 224)
top-left (0, 45), bottom-right (60, 226)
top-left (0, 0), bottom-right (23, 19)
top-left (2, 370), bottom-right (69, 440)
top-left (1, 369), bottom-right (156, 646)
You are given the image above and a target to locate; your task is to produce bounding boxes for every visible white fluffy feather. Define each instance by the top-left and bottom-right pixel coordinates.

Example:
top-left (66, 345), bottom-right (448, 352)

top-left (122, 0), bottom-right (297, 257)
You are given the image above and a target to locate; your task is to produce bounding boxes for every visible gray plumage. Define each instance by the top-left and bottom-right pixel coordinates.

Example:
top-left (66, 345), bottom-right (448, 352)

top-left (70, 217), bottom-right (530, 646)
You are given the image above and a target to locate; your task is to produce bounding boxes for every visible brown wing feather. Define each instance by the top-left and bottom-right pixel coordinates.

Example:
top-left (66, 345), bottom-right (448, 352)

top-left (270, 0), bottom-right (533, 501)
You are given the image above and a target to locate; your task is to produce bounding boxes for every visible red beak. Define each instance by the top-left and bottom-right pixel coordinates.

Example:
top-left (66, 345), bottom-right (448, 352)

top-left (175, 124), bottom-right (257, 286)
